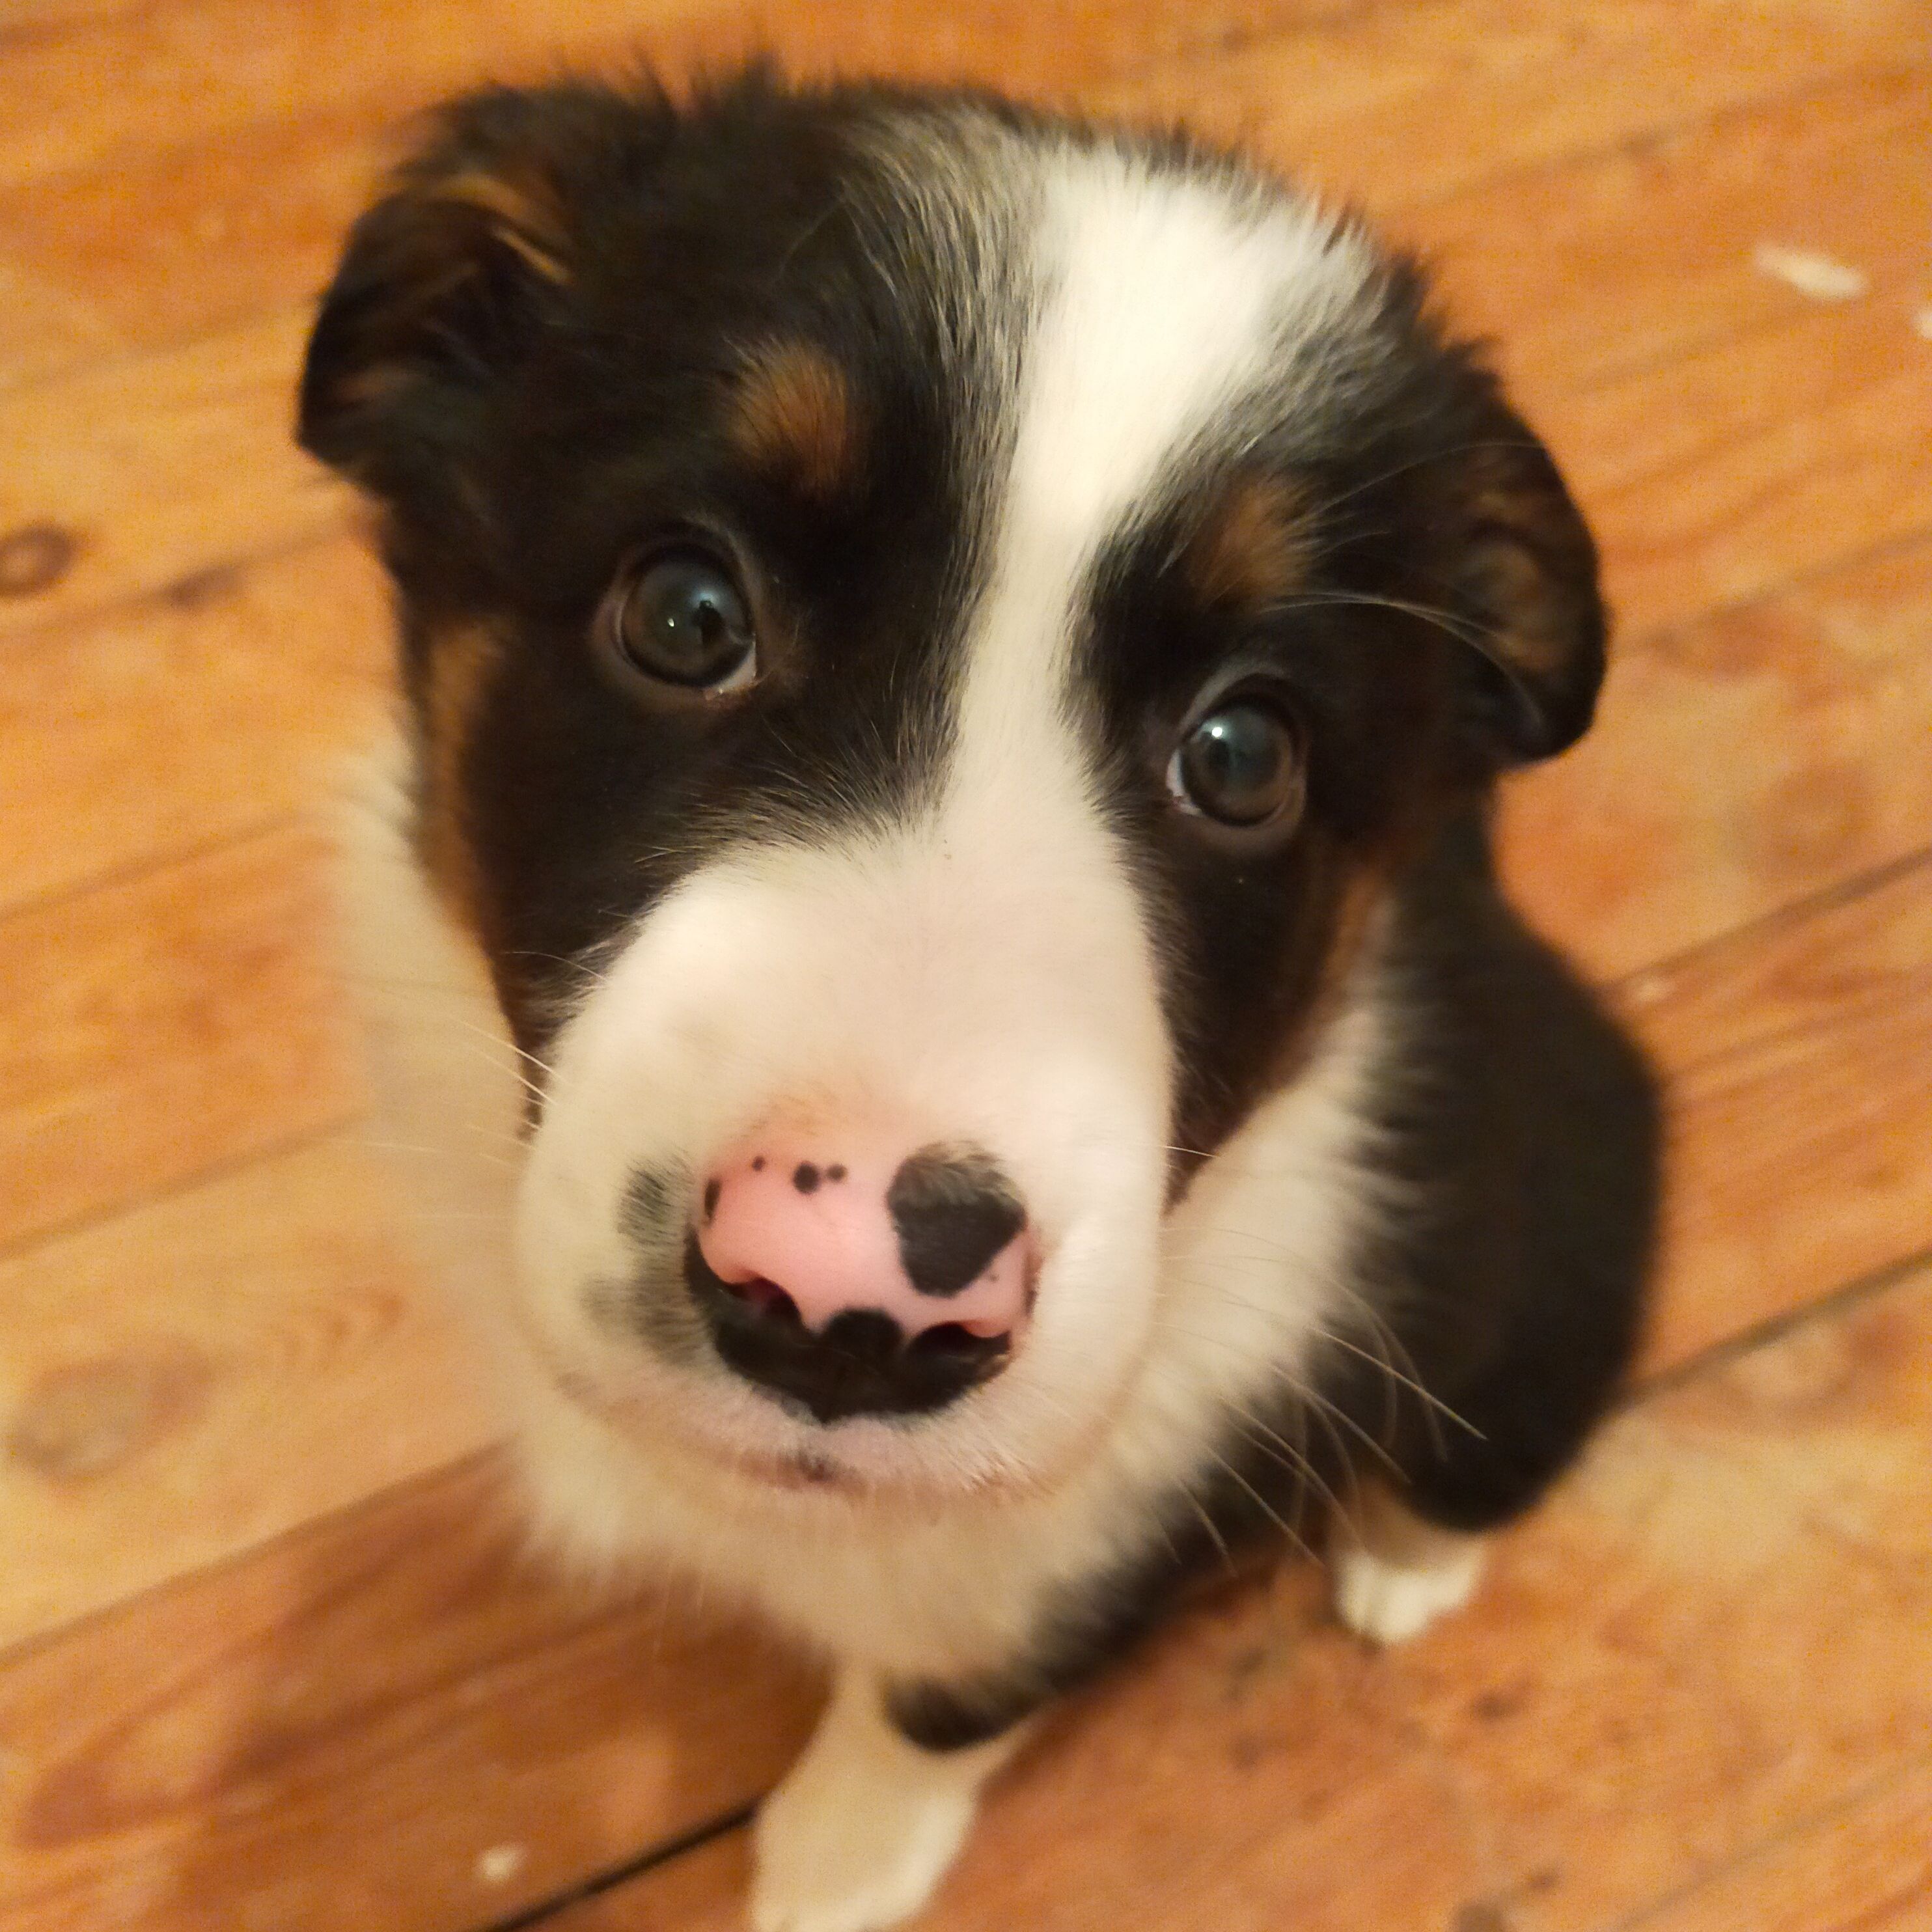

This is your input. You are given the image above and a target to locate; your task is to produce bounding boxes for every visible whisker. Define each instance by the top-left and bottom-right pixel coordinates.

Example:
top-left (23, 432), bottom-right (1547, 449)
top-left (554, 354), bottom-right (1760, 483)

top-left (1196, 1442), bottom-right (1317, 1566)
top-left (1311, 437), bottom-right (1543, 518)
top-left (1271, 587), bottom-right (1501, 658)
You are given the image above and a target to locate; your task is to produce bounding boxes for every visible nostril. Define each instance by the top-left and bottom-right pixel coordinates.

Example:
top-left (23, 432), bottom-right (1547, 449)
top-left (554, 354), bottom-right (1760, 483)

top-left (907, 1321), bottom-right (1011, 1362)
top-left (733, 1276), bottom-right (803, 1329)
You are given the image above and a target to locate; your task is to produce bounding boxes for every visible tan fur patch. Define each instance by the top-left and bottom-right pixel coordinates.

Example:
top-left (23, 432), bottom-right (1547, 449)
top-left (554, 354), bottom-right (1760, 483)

top-left (425, 169), bottom-right (570, 284)
top-left (1189, 475), bottom-right (1314, 610)
top-left (731, 343), bottom-right (857, 500)
top-left (416, 624), bottom-right (503, 926)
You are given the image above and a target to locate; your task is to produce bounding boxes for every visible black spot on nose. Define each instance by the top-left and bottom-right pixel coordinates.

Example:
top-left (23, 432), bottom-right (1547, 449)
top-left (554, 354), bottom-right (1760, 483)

top-left (887, 1146), bottom-right (1026, 1297)
top-left (794, 1162), bottom-right (821, 1193)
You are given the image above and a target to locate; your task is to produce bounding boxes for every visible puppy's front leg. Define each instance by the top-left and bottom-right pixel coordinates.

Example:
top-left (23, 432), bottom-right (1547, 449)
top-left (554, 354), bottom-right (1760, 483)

top-left (1332, 1481), bottom-right (1487, 1647)
top-left (752, 1666), bottom-right (1026, 1932)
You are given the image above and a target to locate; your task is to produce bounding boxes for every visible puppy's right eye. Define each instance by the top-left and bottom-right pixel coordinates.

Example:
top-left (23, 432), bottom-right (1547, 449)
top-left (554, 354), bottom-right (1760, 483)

top-left (598, 548), bottom-right (758, 696)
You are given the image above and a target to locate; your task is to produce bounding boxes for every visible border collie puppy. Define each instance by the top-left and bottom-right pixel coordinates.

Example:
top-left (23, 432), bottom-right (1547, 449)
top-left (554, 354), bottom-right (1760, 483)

top-left (303, 71), bottom-right (1660, 1932)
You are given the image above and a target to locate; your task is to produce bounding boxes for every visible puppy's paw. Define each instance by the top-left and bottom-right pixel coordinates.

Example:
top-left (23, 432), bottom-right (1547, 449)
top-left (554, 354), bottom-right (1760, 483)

top-left (1332, 1536), bottom-right (1484, 1644)
top-left (750, 1671), bottom-right (1014, 1932)
top-left (751, 1755), bottom-right (978, 1932)
top-left (1332, 1485), bottom-right (1487, 1646)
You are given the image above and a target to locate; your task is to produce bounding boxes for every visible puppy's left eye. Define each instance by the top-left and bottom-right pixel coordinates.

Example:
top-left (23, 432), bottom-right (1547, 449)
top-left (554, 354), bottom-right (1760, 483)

top-left (1166, 700), bottom-right (1304, 832)
top-left (598, 548), bottom-right (758, 695)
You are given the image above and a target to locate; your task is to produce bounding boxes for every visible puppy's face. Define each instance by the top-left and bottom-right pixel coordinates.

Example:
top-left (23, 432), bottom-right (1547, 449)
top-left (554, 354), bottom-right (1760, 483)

top-left (304, 79), bottom-right (1603, 1499)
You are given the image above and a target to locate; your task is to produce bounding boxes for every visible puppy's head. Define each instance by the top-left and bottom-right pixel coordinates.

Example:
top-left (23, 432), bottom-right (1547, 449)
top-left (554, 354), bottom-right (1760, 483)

top-left (303, 75), bottom-right (1605, 1499)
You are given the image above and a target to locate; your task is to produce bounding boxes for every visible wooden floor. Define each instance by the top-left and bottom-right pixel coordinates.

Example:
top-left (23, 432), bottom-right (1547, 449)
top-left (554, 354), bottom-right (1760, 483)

top-left (2, 2), bottom-right (1929, 1927)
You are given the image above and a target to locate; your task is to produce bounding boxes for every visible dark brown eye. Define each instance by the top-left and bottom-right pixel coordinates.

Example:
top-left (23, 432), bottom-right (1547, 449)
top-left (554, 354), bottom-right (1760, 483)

top-left (599, 548), bottom-right (757, 693)
top-left (1167, 700), bottom-right (1304, 831)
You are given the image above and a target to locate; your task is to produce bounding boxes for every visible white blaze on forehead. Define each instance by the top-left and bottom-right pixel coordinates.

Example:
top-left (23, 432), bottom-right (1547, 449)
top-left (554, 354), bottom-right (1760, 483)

top-left (952, 144), bottom-right (1375, 771)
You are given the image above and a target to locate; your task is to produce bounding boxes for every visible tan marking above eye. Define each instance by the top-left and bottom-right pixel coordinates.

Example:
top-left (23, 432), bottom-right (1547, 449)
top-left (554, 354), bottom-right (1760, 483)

top-left (1187, 473), bottom-right (1315, 611)
top-left (422, 169), bottom-right (571, 284)
top-left (730, 342), bottom-right (859, 501)
top-left (416, 622), bottom-right (504, 928)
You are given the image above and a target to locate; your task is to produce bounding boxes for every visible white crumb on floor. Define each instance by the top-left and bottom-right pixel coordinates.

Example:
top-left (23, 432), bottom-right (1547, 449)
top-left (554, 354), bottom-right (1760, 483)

top-left (475, 1844), bottom-right (527, 1886)
top-left (1751, 242), bottom-right (1869, 302)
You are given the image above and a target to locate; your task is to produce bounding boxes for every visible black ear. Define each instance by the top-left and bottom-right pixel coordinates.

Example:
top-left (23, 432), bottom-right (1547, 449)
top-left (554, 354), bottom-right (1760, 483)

top-left (1426, 377), bottom-right (1608, 766)
top-left (297, 83), bottom-right (659, 505)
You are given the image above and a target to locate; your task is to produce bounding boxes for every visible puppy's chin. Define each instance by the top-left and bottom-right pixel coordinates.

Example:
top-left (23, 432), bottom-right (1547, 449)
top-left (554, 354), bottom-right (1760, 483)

top-left (545, 1318), bottom-right (1120, 1511)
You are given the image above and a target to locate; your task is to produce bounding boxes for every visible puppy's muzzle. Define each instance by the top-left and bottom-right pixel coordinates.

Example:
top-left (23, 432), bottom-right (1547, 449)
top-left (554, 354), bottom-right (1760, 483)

top-left (682, 1119), bottom-right (1035, 1424)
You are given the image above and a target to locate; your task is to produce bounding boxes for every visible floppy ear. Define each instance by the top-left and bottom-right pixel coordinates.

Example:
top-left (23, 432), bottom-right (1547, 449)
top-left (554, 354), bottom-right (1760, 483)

top-left (297, 84), bottom-right (659, 508)
top-left (1426, 380), bottom-right (1607, 766)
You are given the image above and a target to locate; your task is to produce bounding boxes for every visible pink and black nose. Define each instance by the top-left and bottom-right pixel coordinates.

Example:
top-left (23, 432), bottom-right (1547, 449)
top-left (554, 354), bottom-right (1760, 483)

top-left (682, 1128), bottom-right (1033, 1424)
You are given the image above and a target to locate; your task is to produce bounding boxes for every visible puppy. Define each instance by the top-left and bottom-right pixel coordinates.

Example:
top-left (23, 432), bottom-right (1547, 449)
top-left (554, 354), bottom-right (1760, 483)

top-left (302, 71), bottom-right (1661, 1932)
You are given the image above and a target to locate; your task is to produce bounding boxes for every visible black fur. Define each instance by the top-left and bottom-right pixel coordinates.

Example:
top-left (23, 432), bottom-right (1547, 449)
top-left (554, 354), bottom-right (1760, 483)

top-left (890, 810), bottom-right (1659, 1751)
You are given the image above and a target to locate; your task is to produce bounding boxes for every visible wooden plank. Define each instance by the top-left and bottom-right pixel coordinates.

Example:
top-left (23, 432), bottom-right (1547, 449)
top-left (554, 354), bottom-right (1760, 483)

top-left (2, 0), bottom-right (1916, 389)
top-left (0, 534), bottom-right (389, 916)
top-left (0, 308), bottom-right (340, 645)
top-left (532, 1261), bottom-right (1932, 1932)
top-left (1397, 1265), bottom-right (1932, 1931)
top-left (0, 1454), bottom-right (821, 1932)
top-left (1622, 1757), bottom-right (1932, 1932)
top-left (0, 0), bottom-right (1314, 195)
top-left (0, 1131), bottom-right (495, 1648)
top-left (1502, 532), bottom-right (1932, 980)
top-left (1403, 61), bottom-right (1932, 396)
top-left (0, 110), bottom-right (391, 396)
top-left (1555, 294), bottom-right (1932, 640)
top-left (0, 256), bottom-right (119, 394)
top-left (0, 826), bottom-right (360, 1253)
top-left (1120, 0), bottom-right (1922, 219)
top-left (1625, 850), bottom-right (1932, 1372)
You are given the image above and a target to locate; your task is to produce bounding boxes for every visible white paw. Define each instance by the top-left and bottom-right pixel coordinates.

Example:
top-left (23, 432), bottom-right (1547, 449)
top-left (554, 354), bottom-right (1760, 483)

top-left (750, 1672), bottom-right (1010, 1932)
top-left (751, 1757), bottom-right (976, 1932)
top-left (1333, 1538), bottom-right (1484, 1646)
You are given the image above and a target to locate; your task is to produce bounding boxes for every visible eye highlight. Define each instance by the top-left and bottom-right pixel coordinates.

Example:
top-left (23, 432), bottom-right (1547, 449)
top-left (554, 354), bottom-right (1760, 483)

top-left (1166, 699), bottom-right (1304, 833)
top-left (598, 547), bottom-right (758, 695)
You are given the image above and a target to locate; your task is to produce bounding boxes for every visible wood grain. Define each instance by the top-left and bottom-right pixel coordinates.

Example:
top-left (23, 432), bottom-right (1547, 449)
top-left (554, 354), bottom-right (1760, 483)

top-left (1622, 1756), bottom-right (1932, 1932)
top-left (1400, 1265), bottom-right (1932, 1931)
top-left (0, 1131), bottom-right (495, 1648)
top-left (1625, 849), bottom-right (1932, 1372)
top-left (0, 1454), bottom-right (820, 1932)
top-left (0, 827), bottom-right (360, 1254)
top-left (1401, 61), bottom-right (1932, 397)
top-left (0, 534), bottom-right (389, 916)
top-left (540, 1262), bottom-right (1932, 1932)
top-left (0, 309), bottom-right (338, 644)
top-left (0, 0), bottom-right (1317, 195)
top-left (1122, 0), bottom-right (1923, 219)
top-left (4, 0), bottom-right (1914, 389)
top-left (1553, 294), bottom-right (1932, 641)
top-left (1503, 532), bottom-right (1932, 980)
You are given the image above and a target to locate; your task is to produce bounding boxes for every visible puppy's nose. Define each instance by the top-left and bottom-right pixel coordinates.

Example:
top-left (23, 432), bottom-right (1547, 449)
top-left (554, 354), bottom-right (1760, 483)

top-left (685, 1126), bottom-right (1032, 1422)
